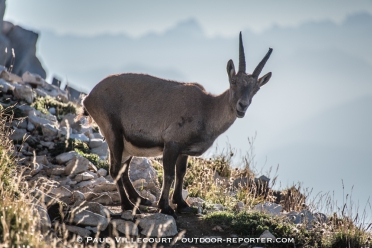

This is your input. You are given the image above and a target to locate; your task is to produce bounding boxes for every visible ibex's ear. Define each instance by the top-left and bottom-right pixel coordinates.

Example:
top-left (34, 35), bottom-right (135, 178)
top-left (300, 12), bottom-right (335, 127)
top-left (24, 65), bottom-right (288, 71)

top-left (258, 72), bottom-right (272, 87)
top-left (226, 59), bottom-right (236, 80)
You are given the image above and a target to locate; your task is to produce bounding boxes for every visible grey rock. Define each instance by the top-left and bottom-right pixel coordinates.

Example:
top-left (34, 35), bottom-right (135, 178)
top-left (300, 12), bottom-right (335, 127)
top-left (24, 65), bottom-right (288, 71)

top-left (121, 210), bottom-right (134, 221)
top-left (22, 71), bottom-right (46, 87)
top-left (287, 211), bottom-right (301, 224)
top-left (109, 192), bottom-right (121, 203)
top-left (139, 190), bottom-right (156, 203)
top-left (46, 166), bottom-right (65, 176)
top-left (84, 192), bottom-right (100, 201)
top-left (70, 133), bottom-right (89, 142)
top-left (41, 124), bottom-right (58, 137)
top-left (28, 109), bottom-right (58, 127)
top-left (255, 202), bottom-right (282, 216)
top-left (73, 201), bottom-right (111, 218)
top-left (13, 84), bottom-right (34, 104)
top-left (5, 25), bottom-right (46, 78)
top-left (10, 128), bottom-right (27, 141)
top-left (130, 157), bottom-right (157, 183)
top-left (65, 225), bottom-right (91, 237)
top-left (27, 121), bottom-right (35, 131)
top-left (55, 151), bottom-right (78, 164)
top-left (50, 186), bottom-right (72, 198)
top-left (138, 213), bottom-right (177, 237)
top-left (58, 126), bottom-right (72, 138)
top-left (313, 212), bottom-right (328, 223)
top-left (75, 171), bottom-right (96, 182)
top-left (72, 190), bottom-right (85, 202)
top-left (90, 142), bottom-right (108, 158)
top-left (93, 182), bottom-right (117, 193)
top-left (213, 204), bottom-right (224, 211)
top-left (34, 204), bottom-right (51, 233)
top-left (0, 79), bottom-right (14, 93)
top-left (84, 226), bottom-right (98, 234)
top-left (33, 155), bottom-right (48, 165)
top-left (234, 201), bottom-right (245, 211)
top-left (259, 230), bottom-right (276, 239)
top-left (75, 176), bottom-right (108, 188)
top-left (65, 156), bottom-right (91, 175)
top-left (186, 197), bottom-right (205, 208)
top-left (92, 193), bottom-right (113, 205)
top-left (111, 219), bottom-right (138, 236)
top-left (89, 138), bottom-right (105, 148)
top-left (48, 107), bottom-right (56, 115)
top-left (97, 168), bottom-right (107, 177)
top-left (68, 209), bottom-right (108, 231)
top-left (40, 140), bottom-right (54, 149)
top-left (300, 209), bottom-right (314, 224)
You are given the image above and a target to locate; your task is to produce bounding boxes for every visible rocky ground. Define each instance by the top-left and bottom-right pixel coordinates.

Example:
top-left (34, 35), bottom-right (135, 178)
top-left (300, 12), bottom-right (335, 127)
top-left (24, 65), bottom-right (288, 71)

top-left (0, 68), bottom-right (331, 248)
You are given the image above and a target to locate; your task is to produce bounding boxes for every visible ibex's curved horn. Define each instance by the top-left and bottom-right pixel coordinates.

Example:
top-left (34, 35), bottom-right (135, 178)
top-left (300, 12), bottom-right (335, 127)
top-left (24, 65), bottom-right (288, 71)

top-left (238, 32), bottom-right (246, 73)
top-left (252, 48), bottom-right (273, 78)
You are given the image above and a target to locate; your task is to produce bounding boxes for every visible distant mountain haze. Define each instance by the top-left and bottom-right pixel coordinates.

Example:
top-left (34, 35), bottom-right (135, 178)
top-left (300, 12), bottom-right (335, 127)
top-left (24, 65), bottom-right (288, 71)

top-left (30, 12), bottom-right (372, 210)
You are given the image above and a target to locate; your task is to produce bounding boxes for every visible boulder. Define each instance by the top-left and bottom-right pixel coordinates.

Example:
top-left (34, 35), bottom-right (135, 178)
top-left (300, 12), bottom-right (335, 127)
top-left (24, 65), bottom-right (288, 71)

top-left (50, 186), bottom-right (72, 198)
top-left (55, 151), bottom-right (78, 164)
top-left (92, 193), bottom-right (113, 205)
top-left (89, 138), bottom-right (105, 148)
top-left (65, 225), bottom-right (91, 237)
top-left (0, 78), bottom-right (15, 93)
top-left (41, 124), bottom-right (58, 137)
top-left (34, 204), bottom-right (51, 233)
top-left (75, 171), bottom-right (97, 182)
top-left (9, 128), bottom-right (27, 141)
top-left (13, 84), bottom-right (34, 103)
top-left (4, 25), bottom-right (46, 78)
top-left (186, 197), bottom-right (205, 208)
top-left (138, 213), bottom-right (177, 237)
top-left (121, 210), bottom-right (134, 221)
top-left (22, 71), bottom-right (46, 87)
top-left (254, 202), bottom-right (282, 216)
top-left (68, 209), bottom-right (108, 231)
top-left (75, 176), bottom-right (108, 188)
top-left (111, 219), bottom-right (138, 236)
top-left (93, 182), bottom-right (117, 193)
top-left (90, 142), bottom-right (108, 158)
top-left (130, 157), bottom-right (157, 184)
top-left (97, 168), bottom-right (108, 177)
top-left (69, 133), bottom-right (89, 143)
top-left (65, 156), bottom-right (91, 175)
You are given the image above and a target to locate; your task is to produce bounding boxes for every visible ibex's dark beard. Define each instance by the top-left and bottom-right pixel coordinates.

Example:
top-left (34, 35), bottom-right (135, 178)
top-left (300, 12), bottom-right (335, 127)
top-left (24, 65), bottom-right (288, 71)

top-left (236, 110), bottom-right (245, 118)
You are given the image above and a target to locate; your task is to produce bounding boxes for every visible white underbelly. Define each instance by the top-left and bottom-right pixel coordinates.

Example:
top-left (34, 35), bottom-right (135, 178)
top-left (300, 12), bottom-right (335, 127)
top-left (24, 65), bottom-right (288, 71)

top-left (123, 139), bottom-right (163, 157)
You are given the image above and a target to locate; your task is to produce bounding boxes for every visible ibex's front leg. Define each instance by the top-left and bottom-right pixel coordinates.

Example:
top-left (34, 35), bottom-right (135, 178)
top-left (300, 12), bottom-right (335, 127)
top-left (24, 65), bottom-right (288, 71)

top-left (172, 155), bottom-right (192, 213)
top-left (158, 142), bottom-right (180, 217)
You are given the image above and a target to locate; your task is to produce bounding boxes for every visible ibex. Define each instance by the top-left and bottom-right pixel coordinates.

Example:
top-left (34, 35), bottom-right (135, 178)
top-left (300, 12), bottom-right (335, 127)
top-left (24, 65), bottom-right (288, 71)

top-left (83, 32), bottom-right (273, 216)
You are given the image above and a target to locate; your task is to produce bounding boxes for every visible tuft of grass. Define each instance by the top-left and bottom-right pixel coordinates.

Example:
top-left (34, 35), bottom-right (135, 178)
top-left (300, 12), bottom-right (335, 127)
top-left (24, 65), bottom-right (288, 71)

top-left (31, 96), bottom-right (78, 120)
top-left (0, 106), bottom-right (50, 247)
top-left (204, 210), bottom-right (323, 247)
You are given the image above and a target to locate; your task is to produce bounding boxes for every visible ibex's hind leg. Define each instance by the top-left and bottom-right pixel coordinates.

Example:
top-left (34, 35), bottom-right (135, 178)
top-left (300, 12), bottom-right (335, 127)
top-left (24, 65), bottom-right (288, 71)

top-left (121, 156), bottom-right (153, 206)
top-left (172, 155), bottom-right (193, 213)
top-left (105, 131), bottom-right (135, 211)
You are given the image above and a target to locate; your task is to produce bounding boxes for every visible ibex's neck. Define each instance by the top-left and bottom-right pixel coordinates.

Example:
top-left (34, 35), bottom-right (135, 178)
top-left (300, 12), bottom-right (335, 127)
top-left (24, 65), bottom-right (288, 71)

top-left (208, 89), bottom-right (237, 136)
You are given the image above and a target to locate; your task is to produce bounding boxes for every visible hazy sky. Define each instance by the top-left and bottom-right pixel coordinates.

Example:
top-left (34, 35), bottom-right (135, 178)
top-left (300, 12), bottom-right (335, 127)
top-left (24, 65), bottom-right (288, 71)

top-left (4, 0), bottom-right (372, 37)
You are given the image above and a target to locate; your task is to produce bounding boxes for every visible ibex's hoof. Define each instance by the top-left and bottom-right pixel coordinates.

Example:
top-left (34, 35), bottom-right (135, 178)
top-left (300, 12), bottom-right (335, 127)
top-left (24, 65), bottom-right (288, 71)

top-left (177, 206), bottom-right (194, 214)
top-left (160, 206), bottom-right (177, 219)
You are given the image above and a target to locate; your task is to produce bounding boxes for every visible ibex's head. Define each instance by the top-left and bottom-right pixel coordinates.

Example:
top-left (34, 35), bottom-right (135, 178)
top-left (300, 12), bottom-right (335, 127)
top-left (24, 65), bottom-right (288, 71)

top-left (227, 32), bottom-right (273, 118)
